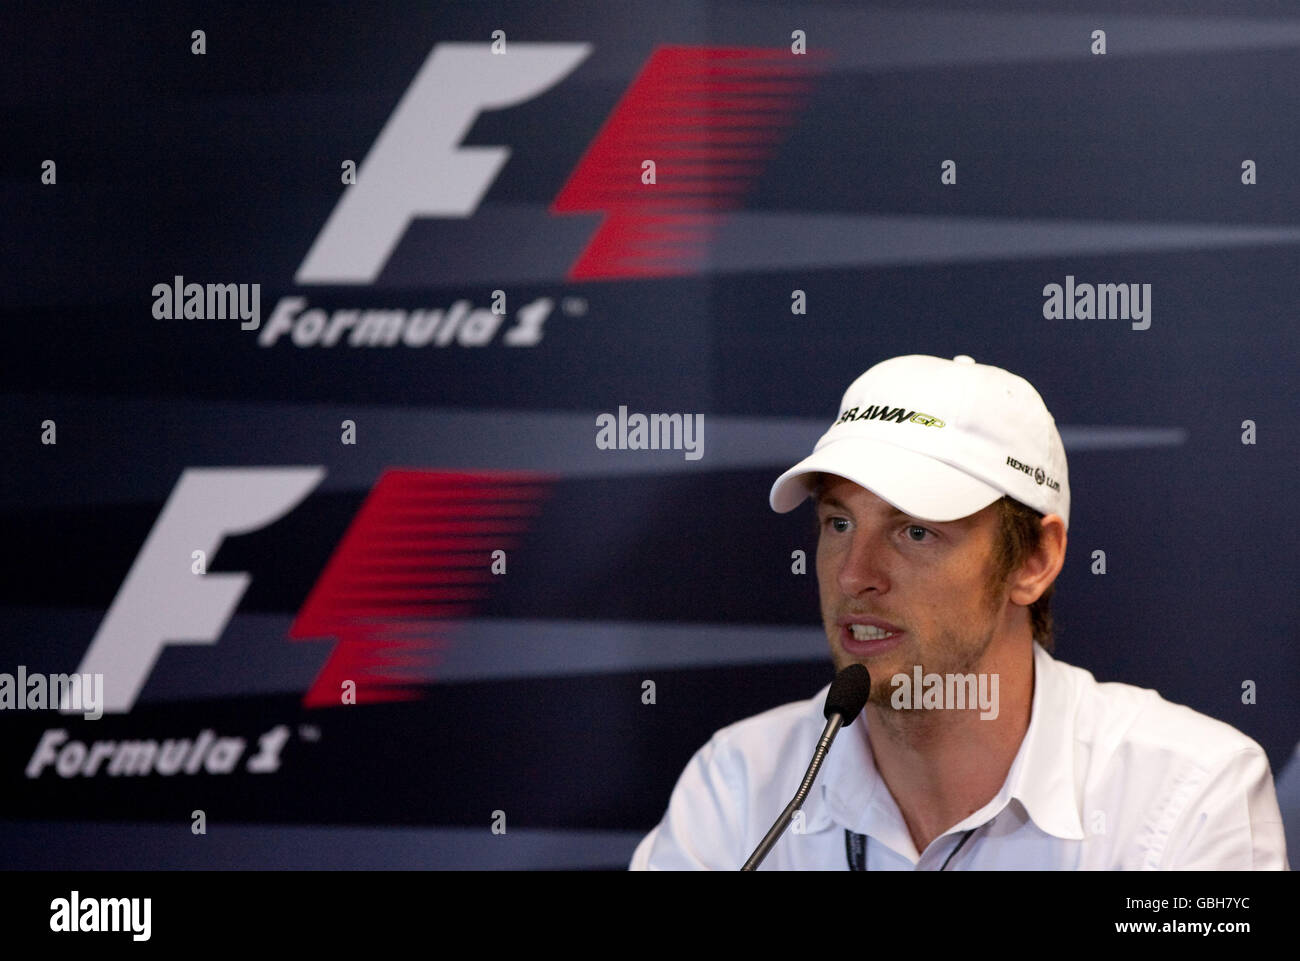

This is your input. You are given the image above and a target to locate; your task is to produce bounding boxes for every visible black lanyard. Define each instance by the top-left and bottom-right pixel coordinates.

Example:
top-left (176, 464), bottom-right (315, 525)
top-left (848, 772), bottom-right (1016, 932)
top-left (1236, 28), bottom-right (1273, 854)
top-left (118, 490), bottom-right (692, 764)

top-left (845, 825), bottom-right (978, 871)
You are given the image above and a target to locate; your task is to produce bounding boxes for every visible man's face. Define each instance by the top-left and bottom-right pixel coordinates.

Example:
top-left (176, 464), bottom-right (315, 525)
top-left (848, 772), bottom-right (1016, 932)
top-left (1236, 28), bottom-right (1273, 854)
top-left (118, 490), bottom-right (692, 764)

top-left (814, 475), bottom-right (1007, 707)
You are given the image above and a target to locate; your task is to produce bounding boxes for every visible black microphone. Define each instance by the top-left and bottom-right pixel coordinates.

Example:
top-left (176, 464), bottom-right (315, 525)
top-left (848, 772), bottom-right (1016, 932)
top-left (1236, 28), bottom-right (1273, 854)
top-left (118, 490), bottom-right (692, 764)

top-left (740, 663), bottom-right (871, 871)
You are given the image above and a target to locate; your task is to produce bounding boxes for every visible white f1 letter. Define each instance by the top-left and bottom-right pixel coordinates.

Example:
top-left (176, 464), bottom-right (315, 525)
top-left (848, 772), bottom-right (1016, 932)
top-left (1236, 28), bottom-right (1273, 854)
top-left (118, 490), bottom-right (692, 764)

top-left (295, 42), bottom-right (592, 285)
top-left (67, 468), bottom-right (325, 714)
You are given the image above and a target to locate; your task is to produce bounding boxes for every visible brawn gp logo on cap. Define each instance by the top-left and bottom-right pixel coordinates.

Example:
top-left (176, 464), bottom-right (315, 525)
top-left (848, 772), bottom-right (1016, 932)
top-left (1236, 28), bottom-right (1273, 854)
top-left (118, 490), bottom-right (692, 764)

top-left (835, 405), bottom-right (946, 428)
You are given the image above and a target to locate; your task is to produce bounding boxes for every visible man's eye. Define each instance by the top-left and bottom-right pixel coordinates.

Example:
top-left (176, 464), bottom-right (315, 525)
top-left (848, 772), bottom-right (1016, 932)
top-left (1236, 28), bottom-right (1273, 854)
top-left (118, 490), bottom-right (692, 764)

top-left (823, 517), bottom-right (849, 533)
top-left (905, 525), bottom-right (932, 542)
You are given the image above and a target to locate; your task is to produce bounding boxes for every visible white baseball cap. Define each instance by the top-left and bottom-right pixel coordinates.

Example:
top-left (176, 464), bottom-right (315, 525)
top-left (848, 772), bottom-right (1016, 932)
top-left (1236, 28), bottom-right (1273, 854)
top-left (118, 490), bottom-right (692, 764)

top-left (769, 354), bottom-right (1070, 528)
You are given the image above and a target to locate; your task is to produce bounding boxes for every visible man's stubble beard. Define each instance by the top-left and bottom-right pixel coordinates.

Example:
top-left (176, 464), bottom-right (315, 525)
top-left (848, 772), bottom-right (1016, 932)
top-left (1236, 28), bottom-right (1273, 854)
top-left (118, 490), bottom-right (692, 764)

top-left (826, 571), bottom-right (1008, 719)
top-left (860, 619), bottom-right (998, 709)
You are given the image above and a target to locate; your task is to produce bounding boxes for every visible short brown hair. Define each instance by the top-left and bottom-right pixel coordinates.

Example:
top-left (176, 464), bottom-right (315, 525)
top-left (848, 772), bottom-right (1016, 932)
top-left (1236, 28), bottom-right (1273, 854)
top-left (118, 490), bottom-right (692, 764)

top-left (990, 495), bottom-right (1056, 652)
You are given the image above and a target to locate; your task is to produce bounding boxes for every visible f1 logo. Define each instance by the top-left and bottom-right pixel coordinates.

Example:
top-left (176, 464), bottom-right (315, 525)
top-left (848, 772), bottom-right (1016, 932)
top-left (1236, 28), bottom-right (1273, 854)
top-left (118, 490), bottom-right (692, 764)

top-left (67, 468), bottom-right (324, 714)
top-left (295, 42), bottom-right (592, 285)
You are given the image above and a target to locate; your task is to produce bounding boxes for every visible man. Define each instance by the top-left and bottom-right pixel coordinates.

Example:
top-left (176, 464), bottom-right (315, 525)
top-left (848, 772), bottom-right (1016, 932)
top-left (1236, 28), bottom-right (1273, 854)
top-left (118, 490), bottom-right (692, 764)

top-left (630, 354), bottom-right (1288, 870)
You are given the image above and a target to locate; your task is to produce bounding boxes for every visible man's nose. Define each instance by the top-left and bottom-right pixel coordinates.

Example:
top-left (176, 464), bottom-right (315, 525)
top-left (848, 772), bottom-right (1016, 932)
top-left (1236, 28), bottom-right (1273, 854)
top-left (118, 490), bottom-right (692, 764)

top-left (836, 528), bottom-right (891, 596)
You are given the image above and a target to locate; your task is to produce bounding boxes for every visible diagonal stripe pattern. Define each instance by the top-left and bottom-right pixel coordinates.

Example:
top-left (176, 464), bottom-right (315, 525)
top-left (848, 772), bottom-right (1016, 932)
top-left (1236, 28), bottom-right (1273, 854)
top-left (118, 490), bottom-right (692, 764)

top-left (289, 470), bottom-right (555, 707)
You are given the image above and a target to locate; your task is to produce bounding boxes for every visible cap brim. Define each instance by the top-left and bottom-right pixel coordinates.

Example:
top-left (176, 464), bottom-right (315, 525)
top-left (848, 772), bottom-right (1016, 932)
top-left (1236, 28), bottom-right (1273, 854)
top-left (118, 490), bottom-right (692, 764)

top-left (769, 436), bottom-right (1004, 520)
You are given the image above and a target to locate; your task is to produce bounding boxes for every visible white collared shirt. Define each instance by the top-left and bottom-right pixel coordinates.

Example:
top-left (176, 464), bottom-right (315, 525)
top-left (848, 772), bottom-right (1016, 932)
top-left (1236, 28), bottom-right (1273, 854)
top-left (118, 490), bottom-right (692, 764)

top-left (630, 643), bottom-right (1289, 870)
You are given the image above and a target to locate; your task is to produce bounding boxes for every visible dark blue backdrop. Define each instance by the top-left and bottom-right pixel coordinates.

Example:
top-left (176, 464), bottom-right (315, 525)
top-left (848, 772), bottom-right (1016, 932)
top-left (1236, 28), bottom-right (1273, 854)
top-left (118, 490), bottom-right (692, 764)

top-left (2, 0), bottom-right (1297, 868)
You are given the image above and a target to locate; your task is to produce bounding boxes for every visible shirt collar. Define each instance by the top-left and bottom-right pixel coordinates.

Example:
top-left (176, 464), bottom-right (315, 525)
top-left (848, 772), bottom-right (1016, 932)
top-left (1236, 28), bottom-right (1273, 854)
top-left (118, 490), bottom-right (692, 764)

top-left (809, 642), bottom-right (1086, 843)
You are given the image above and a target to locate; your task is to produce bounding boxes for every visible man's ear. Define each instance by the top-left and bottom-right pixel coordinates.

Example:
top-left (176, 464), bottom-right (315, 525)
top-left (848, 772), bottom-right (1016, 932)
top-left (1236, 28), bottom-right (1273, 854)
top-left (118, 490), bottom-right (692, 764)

top-left (1007, 514), bottom-right (1067, 605)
